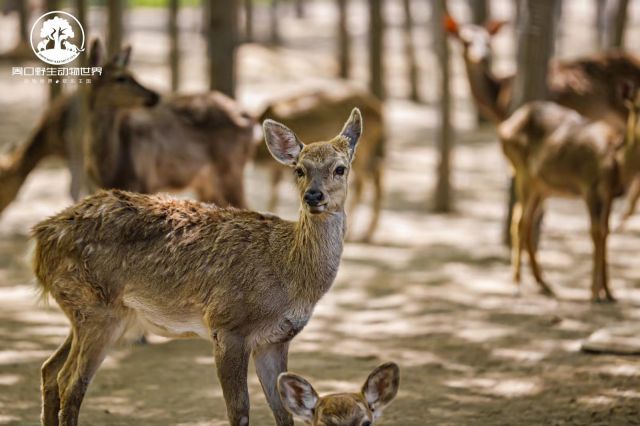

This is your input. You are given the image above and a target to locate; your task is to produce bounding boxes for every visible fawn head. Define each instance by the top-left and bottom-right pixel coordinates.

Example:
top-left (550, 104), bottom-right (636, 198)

top-left (88, 39), bottom-right (159, 109)
top-left (278, 362), bottom-right (400, 426)
top-left (263, 108), bottom-right (362, 214)
top-left (444, 15), bottom-right (506, 64)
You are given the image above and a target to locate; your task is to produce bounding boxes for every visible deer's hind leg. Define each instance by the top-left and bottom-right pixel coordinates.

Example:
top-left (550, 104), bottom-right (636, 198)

top-left (56, 308), bottom-right (128, 426)
top-left (523, 194), bottom-right (553, 296)
top-left (41, 333), bottom-right (72, 426)
top-left (587, 192), bottom-right (615, 302)
top-left (363, 161), bottom-right (383, 243)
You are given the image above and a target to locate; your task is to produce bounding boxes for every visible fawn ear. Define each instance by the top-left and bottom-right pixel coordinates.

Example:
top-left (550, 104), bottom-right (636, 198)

top-left (278, 373), bottom-right (319, 422)
top-left (263, 119), bottom-right (304, 166)
top-left (444, 15), bottom-right (460, 37)
top-left (362, 363), bottom-right (400, 417)
top-left (89, 39), bottom-right (104, 68)
top-left (111, 45), bottom-right (132, 68)
top-left (340, 108), bottom-right (363, 160)
top-left (485, 20), bottom-right (507, 36)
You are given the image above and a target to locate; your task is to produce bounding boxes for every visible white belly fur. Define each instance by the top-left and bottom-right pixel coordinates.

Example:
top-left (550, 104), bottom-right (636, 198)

top-left (123, 294), bottom-right (210, 340)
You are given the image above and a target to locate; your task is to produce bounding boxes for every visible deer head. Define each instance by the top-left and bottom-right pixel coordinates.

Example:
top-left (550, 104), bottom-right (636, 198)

top-left (444, 15), bottom-right (507, 64)
top-left (263, 108), bottom-right (362, 214)
top-left (278, 363), bottom-right (400, 426)
top-left (88, 39), bottom-right (159, 109)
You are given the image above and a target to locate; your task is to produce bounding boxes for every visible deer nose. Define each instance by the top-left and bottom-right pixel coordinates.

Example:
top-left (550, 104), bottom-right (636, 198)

top-left (304, 189), bottom-right (324, 206)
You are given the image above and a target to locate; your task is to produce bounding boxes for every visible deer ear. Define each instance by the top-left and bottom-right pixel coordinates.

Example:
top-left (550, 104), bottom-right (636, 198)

top-left (111, 45), bottom-right (132, 68)
top-left (277, 373), bottom-right (319, 422)
top-left (263, 119), bottom-right (304, 166)
top-left (362, 363), bottom-right (400, 416)
top-left (88, 39), bottom-right (103, 68)
top-left (340, 108), bottom-right (363, 160)
top-left (444, 15), bottom-right (460, 36)
top-left (485, 20), bottom-right (507, 36)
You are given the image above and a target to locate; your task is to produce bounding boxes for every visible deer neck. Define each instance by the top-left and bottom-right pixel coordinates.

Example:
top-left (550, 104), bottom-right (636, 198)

top-left (463, 56), bottom-right (504, 121)
top-left (87, 99), bottom-right (123, 186)
top-left (286, 208), bottom-right (346, 302)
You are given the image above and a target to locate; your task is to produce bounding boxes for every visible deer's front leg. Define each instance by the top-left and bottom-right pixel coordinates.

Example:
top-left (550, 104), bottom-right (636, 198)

top-left (253, 342), bottom-right (294, 426)
top-left (213, 331), bottom-right (250, 426)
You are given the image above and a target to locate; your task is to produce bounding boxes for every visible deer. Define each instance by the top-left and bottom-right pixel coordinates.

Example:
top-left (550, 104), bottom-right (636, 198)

top-left (445, 15), bottom-right (640, 130)
top-left (0, 40), bottom-right (253, 217)
top-left (32, 108), bottom-right (363, 426)
top-left (255, 88), bottom-right (385, 242)
top-left (497, 84), bottom-right (640, 302)
top-left (278, 362), bottom-right (400, 426)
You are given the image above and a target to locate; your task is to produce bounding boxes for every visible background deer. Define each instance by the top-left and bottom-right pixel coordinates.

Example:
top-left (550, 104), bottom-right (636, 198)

top-left (497, 85), bottom-right (640, 301)
top-left (445, 16), bottom-right (640, 130)
top-left (32, 109), bottom-right (362, 426)
top-left (278, 362), bottom-right (400, 426)
top-left (255, 88), bottom-right (384, 242)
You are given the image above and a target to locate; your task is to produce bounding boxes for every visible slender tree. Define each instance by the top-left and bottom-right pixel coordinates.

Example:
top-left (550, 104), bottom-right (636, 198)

top-left (469, 0), bottom-right (489, 124)
top-left (107, 0), bottom-right (124, 57)
top-left (595, 0), bottom-right (606, 49)
top-left (208, 0), bottom-right (238, 97)
top-left (602, 0), bottom-right (630, 49)
top-left (504, 0), bottom-right (557, 245)
top-left (433, 0), bottom-right (453, 212)
top-left (169, 0), bottom-right (180, 91)
top-left (244, 0), bottom-right (254, 42)
top-left (46, 0), bottom-right (62, 102)
top-left (269, 0), bottom-right (281, 44)
top-left (17, 0), bottom-right (28, 47)
top-left (75, 0), bottom-right (88, 66)
top-left (369, 0), bottom-right (384, 99)
top-left (337, 0), bottom-right (350, 78)
top-left (295, 0), bottom-right (306, 18)
top-left (403, 0), bottom-right (419, 101)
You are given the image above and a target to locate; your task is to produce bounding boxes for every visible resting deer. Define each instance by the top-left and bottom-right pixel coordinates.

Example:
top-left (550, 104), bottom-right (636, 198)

top-left (278, 362), bottom-right (400, 425)
top-left (255, 88), bottom-right (385, 242)
top-left (497, 85), bottom-right (640, 302)
top-left (33, 108), bottom-right (363, 426)
top-left (0, 40), bottom-right (253, 217)
top-left (445, 15), bottom-right (640, 130)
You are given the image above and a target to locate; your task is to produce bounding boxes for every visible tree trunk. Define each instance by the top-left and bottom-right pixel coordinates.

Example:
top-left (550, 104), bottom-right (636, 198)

top-left (337, 0), bottom-right (350, 78)
top-left (244, 0), bottom-right (253, 42)
top-left (295, 0), bottom-right (306, 18)
top-left (369, 0), bottom-right (384, 99)
top-left (403, 0), bottom-right (419, 101)
top-left (269, 0), bottom-right (281, 45)
top-left (208, 0), bottom-right (238, 98)
top-left (17, 0), bottom-right (28, 44)
top-left (46, 0), bottom-right (61, 102)
top-left (433, 0), bottom-right (453, 213)
top-left (75, 0), bottom-right (88, 66)
top-left (169, 0), bottom-right (180, 91)
top-left (469, 0), bottom-right (490, 124)
top-left (603, 0), bottom-right (629, 49)
top-left (595, 0), bottom-right (606, 49)
top-left (107, 0), bottom-right (124, 57)
top-left (504, 0), bottom-right (557, 245)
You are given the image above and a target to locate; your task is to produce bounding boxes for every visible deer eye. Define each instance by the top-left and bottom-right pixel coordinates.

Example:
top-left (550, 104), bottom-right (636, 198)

top-left (362, 421), bottom-right (372, 426)
top-left (334, 166), bottom-right (346, 176)
top-left (115, 76), bottom-right (127, 83)
top-left (295, 167), bottom-right (305, 178)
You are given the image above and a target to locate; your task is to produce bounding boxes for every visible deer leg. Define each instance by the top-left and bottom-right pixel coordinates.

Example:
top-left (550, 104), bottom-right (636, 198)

top-left (57, 314), bottom-right (125, 426)
top-left (193, 165), bottom-right (226, 206)
top-left (267, 166), bottom-right (284, 212)
top-left (510, 200), bottom-right (524, 292)
top-left (363, 162), bottom-right (383, 243)
top-left (587, 194), bottom-right (613, 302)
top-left (253, 342), bottom-right (293, 426)
top-left (600, 197), bottom-right (615, 302)
top-left (346, 173), bottom-right (365, 241)
top-left (213, 331), bottom-right (250, 426)
top-left (41, 333), bottom-right (72, 426)
top-left (524, 195), bottom-right (554, 296)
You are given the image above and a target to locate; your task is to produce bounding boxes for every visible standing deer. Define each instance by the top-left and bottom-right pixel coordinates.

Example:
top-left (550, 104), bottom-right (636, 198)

top-left (256, 88), bottom-right (385, 242)
top-left (497, 85), bottom-right (640, 301)
top-left (33, 108), bottom-right (363, 426)
top-left (0, 40), bottom-right (253, 217)
top-left (445, 16), bottom-right (640, 129)
top-left (278, 362), bottom-right (400, 425)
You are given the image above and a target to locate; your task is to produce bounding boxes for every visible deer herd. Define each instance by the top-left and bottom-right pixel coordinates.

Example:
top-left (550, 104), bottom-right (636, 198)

top-left (1, 11), bottom-right (640, 426)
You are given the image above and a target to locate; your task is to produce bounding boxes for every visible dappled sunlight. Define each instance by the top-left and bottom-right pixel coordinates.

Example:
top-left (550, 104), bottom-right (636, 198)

top-left (446, 377), bottom-right (544, 398)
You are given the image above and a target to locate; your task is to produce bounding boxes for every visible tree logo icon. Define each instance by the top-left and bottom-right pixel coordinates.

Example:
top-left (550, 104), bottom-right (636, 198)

top-left (30, 11), bottom-right (85, 65)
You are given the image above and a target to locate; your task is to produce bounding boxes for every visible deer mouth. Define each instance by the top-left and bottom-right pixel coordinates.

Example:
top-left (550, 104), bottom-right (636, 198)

top-left (307, 203), bottom-right (327, 214)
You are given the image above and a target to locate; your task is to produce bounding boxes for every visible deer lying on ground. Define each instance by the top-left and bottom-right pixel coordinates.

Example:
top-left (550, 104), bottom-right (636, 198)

top-left (33, 108), bottom-right (363, 425)
top-left (497, 85), bottom-right (640, 302)
top-left (445, 16), bottom-right (640, 128)
top-left (255, 88), bottom-right (385, 242)
top-left (0, 40), bottom-right (253, 216)
top-left (278, 362), bottom-right (400, 425)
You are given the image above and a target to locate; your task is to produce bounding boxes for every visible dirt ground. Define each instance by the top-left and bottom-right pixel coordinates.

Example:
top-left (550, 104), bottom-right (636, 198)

top-left (1, 1), bottom-right (640, 425)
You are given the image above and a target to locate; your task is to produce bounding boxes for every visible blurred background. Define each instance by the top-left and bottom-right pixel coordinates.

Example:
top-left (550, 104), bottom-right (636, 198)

top-left (0, 0), bottom-right (640, 424)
